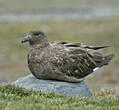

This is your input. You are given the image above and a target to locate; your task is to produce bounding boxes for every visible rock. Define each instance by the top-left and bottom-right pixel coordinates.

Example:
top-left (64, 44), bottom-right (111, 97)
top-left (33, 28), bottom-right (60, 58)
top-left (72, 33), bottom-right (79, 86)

top-left (14, 74), bottom-right (91, 96)
top-left (0, 78), bottom-right (10, 83)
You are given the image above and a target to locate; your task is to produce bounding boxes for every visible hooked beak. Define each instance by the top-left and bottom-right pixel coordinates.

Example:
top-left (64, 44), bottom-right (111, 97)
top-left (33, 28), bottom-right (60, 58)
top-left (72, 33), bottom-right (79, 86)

top-left (21, 35), bottom-right (31, 43)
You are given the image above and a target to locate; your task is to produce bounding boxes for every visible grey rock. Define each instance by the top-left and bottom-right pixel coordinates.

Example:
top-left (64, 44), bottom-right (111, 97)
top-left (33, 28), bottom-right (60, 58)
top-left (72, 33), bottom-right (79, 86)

top-left (0, 78), bottom-right (10, 83)
top-left (14, 74), bottom-right (91, 96)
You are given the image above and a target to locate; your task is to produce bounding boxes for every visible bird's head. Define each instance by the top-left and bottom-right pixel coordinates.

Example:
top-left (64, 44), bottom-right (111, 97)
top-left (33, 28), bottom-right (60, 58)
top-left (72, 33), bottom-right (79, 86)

top-left (21, 30), bottom-right (47, 45)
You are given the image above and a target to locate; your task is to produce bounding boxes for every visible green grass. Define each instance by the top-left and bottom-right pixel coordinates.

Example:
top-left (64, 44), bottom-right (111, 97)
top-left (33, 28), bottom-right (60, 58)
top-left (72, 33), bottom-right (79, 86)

top-left (0, 84), bottom-right (119, 110)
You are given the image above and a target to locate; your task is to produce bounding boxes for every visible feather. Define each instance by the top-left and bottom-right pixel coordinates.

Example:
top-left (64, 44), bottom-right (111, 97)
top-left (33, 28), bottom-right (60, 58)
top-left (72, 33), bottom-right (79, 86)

top-left (84, 45), bottom-right (111, 50)
top-left (22, 30), bottom-right (115, 82)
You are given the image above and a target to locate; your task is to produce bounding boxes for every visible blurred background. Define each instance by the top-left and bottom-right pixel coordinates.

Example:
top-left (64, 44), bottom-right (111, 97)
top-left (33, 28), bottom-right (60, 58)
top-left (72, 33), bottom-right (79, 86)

top-left (0, 0), bottom-right (119, 91)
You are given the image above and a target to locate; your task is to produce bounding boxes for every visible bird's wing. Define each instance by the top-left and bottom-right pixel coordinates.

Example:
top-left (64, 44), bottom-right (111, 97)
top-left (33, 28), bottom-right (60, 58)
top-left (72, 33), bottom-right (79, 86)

top-left (51, 41), bottom-right (110, 50)
top-left (51, 41), bottom-right (109, 79)
top-left (51, 41), bottom-right (110, 66)
top-left (51, 41), bottom-right (81, 47)
top-left (68, 49), bottom-right (98, 77)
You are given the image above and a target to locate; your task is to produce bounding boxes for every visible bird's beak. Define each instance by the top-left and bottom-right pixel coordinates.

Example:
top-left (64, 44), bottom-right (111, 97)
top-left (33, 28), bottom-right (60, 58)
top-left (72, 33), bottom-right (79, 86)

top-left (21, 35), bottom-right (31, 43)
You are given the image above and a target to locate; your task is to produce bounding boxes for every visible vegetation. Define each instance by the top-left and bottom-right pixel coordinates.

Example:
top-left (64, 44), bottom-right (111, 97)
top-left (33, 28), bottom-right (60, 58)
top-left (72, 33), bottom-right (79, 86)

top-left (0, 84), bottom-right (119, 110)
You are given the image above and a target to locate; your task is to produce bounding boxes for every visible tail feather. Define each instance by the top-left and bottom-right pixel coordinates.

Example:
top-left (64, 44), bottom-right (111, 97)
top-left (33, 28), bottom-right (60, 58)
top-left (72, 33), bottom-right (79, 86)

top-left (98, 54), bottom-right (115, 67)
top-left (85, 46), bottom-right (111, 50)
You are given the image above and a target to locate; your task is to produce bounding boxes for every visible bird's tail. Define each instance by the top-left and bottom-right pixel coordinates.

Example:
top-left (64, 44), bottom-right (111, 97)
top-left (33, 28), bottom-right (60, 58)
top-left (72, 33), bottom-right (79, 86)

top-left (98, 54), bottom-right (115, 67)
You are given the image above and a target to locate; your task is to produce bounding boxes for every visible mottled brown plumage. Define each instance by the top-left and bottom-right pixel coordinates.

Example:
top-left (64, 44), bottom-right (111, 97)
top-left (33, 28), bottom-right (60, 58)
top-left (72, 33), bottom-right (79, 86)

top-left (21, 30), bottom-right (114, 82)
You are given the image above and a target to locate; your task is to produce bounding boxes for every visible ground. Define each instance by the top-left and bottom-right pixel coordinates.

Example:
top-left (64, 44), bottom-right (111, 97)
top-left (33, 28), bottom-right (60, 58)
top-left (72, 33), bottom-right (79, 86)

top-left (0, 84), bottom-right (119, 110)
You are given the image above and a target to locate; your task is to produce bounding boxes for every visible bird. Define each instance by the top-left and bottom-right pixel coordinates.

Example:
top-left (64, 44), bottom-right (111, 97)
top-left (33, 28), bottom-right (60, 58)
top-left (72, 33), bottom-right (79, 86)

top-left (21, 30), bottom-right (115, 83)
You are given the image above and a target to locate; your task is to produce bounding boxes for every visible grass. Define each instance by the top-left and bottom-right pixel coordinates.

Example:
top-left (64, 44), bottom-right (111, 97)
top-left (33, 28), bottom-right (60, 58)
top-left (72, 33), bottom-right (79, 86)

top-left (0, 84), bottom-right (119, 110)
